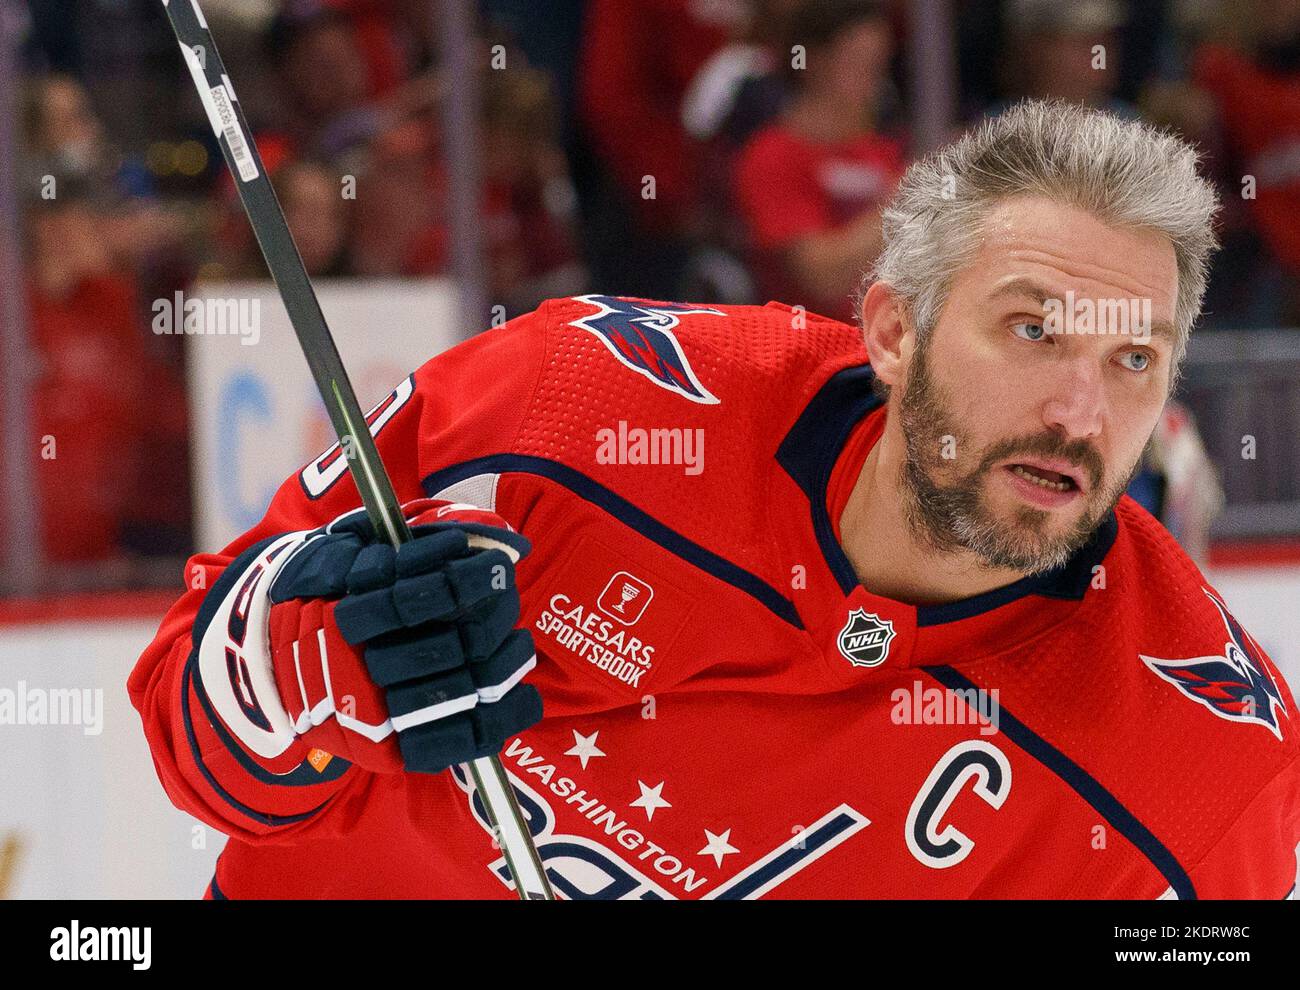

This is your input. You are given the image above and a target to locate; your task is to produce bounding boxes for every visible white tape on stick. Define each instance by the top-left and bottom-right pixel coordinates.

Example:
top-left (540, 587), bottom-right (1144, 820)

top-left (177, 43), bottom-right (259, 182)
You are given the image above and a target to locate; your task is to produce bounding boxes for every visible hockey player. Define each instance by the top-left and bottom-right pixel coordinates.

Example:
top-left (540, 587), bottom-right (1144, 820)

top-left (131, 100), bottom-right (1300, 898)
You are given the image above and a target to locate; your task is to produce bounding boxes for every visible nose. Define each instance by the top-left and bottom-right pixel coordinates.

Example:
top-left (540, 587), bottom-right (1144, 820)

top-left (1040, 356), bottom-right (1105, 441)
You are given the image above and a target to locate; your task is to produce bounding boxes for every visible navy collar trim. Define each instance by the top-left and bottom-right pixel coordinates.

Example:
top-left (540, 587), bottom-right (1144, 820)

top-left (915, 514), bottom-right (1117, 627)
top-left (775, 363), bottom-right (884, 595)
top-left (775, 363), bottom-right (1119, 626)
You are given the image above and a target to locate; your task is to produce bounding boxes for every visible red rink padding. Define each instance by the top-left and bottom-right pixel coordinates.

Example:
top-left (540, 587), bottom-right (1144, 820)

top-left (0, 589), bottom-right (180, 627)
top-left (1208, 538), bottom-right (1300, 569)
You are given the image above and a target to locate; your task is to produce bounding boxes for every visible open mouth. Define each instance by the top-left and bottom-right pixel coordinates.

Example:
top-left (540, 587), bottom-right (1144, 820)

top-left (997, 457), bottom-right (1089, 509)
top-left (1006, 463), bottom-right (1079, 493)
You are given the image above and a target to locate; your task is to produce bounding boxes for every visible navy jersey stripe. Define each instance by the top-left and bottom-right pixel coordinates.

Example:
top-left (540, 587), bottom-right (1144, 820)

top-left (421, 454), bottom-right (803, 628)
top-left (926, 664), bottom-right (1196, 899)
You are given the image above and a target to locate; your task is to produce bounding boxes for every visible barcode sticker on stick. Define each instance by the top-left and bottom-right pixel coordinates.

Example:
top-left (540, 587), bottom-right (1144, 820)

top-left (208, 83), bottom-right (259, 182)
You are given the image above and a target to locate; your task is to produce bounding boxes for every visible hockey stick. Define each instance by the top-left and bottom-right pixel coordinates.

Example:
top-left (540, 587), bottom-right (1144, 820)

top-left (160, 0), bottom-right (554, 900)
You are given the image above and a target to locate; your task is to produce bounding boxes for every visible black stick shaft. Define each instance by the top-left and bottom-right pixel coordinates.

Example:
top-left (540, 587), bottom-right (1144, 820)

top-left (160, 0), bottom-right (553, 900)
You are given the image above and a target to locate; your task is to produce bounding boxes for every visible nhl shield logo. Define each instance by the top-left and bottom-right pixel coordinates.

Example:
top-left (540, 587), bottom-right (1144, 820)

top-left (837, 608), bottom-right (896, 668)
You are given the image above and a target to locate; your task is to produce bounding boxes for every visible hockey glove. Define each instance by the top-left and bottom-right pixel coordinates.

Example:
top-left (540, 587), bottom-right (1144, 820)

top-left (265, 499), bottom-right (542, 774)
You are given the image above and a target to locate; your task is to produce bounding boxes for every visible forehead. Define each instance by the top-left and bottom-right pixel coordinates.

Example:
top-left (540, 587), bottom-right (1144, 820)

top-left (960, 194), bottom-right (1179, 311)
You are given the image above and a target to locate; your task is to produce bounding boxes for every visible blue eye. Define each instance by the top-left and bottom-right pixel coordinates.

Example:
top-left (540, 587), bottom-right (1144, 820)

top-left (1119, 350), bottom-right (1151, 372)
top-left (1012, 322), bottom-right (1046, 341)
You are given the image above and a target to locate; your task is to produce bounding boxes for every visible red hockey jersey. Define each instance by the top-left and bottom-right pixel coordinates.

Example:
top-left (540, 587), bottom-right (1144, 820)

top-left (130, 295), bottom-right (1300, 899)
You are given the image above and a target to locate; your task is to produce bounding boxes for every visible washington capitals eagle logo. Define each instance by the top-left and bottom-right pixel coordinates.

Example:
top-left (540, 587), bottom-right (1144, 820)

top-left (568, 294), bottom-right (723, 404)
top-left (1140, 589), bottom-right (1288, 740)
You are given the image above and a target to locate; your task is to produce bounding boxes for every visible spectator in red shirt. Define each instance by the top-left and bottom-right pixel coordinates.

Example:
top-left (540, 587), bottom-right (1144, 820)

top-left (22, 74), bottom-right (189, 295)
top-left (1192, 3), bottom-right (1300, 311)
top-left (733, 0), bottom-right (903, 320)
top-left (578, 0), bottom-right (745, 236)
top-left (576, 0), bottom-right (747, 298)
top-left (25, 184), bottom-right (148, 564)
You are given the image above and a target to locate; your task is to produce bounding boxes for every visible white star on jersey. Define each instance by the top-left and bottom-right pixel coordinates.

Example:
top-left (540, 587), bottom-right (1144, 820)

top-left (698, 828), bottom-right (739, 867)
top-left (630, 780), bottom-right (672, 821)
top-left (564, 729), bottom-right (606, 769)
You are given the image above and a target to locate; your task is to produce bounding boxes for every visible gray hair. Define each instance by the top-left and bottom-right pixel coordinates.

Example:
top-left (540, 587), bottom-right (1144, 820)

top-left (865, 99), bottom-right (1220, 375)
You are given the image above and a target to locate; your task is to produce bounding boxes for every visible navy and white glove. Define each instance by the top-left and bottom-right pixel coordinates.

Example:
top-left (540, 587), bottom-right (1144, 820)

top-left (258, 498), bottom-right (542, 774)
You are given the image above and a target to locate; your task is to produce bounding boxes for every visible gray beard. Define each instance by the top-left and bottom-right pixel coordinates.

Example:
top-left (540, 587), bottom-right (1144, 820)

top-left (895, 343), bottom-right (1136, 576)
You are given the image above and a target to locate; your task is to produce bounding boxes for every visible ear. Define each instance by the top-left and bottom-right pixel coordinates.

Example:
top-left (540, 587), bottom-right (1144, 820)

top-left (860, 281), bottom-right (911, 387)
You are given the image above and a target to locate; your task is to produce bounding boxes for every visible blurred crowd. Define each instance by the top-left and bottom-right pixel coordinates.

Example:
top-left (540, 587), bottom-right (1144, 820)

top-left (12, 0), bottom-right (1300, 575)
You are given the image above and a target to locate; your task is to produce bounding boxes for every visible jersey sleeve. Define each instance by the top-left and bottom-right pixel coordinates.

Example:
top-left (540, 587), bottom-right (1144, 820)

top-left (1182, 753), bottom-right (1300, 898)
top-left (127, 305), bottom-right (552, 846)
top-left (1177, 607), bottom-right (1300, 899)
